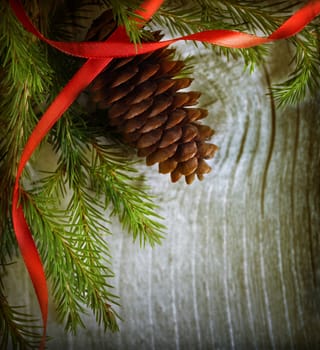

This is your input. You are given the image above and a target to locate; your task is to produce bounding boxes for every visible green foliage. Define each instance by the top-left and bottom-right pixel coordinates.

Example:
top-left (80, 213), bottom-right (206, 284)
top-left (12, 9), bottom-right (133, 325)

top-left (152, 0), bottom-right (293, 61)
top-left (272, 24), bottom-right (320, 106)
top-left (0, 294), bottom-right (42, 349)
top-left (28, 113), bottom-right (163, 332)
top-left (0, 3), bottom-right (51, 347)
top-left (21, 183), bottom-right (119, 333)
top-left (1, 0), bottom-right (320, 348)
top-left (105, 0), bottom-right (146, 44)
top-left (88, 142), bottom-right (165, 246)
top-left (0, 1), bottom-right (53, 258)
top-left (45, 0), bottom-right (320, 104)
top-left (0, 1), bottom-right (164, 348)
top-left (151, 0), bottom-right (319, 103)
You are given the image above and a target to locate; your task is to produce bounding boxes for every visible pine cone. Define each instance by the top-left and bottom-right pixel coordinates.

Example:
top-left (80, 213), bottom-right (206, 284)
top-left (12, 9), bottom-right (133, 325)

top-left (88, 11), bottom-right (218, 184)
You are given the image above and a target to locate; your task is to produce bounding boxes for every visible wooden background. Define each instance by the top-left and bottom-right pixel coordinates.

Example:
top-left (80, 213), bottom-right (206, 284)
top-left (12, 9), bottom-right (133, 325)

top-left (4, 41), bottom-right (320, 349)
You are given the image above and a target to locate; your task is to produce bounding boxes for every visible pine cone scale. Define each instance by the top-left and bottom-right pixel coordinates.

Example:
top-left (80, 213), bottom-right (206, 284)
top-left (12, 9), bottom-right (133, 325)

top-left (197, 159), bottom-right (212, 174)
top-left (111, 67), bottom-right (139, 87)
top-left (173, 78), bottom-right (193, 91)
top-left (185, 108), bottom-right (203, 123)
top-left (175, 141), bottom-right (197, 162)
top-left (135, 63), bottom-right (160, 84)
top-left (121, 98), bottom-right (153, 120)
top-left (159, 126), bottom-right (182, 148)
top-left (197, 124), bottom-right (215, 140)
top-left (171, 93), bottom-right (191, 109)
top-left (158, 60), bottom-right (178, 75)
top-left (154, 79), bottom-right (176, 95)
top-left (200, 143), bottom-right (218, 159)
top-left (122, 115), bottom-right (146, 133)
top-left (181, 124), bottom-right (198, 143)
top-left (124, 81), bottom-right (157, 105)
top-left (95, 84), bottom-right (133, 106)
top-left (138, 144), bottom-right (158, 157)
top-left (185, 173), bottom-right (196, 184)
top-left (171, 168), bottom-right (183, 182)
top-left (148, 95), bottom-right (173, 118)
top-left (159, 158), bottom-right (178, 174)
top-left (177, 157), bottom-right (198, 176)
top-left (108, 103), bottom-right (130, 119)
top-left (137, 128), bottom-right (162, 148)
top-left (165, 109), bottom-right (186, 129)
top-left (140, 113), bottom-right (168, 133)
top-left (146, 143), bottom-right (178, 165)
top-left (112, 57), bottom-right (135, 70)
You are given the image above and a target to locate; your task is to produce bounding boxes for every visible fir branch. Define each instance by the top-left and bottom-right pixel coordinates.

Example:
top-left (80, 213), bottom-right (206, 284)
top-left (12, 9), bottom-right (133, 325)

top-left (0, 3), bottom-right (52, 258)
top-left (45, 37), bottom-right (166, 248)
top-left (49, 112), bottom-right (165, 247)
top-left (21, 184), bottom-right (119, 333)
top-left (22, 113), bottom-right (121, 332)
top-left (272, 24), bottom-right (320, 106)
top-left (65, 185), bottom-right (120, 332)
top-left (204, 0), bottom-right (299, 33)
top-left (0, 224), bottom-right (17, 266)
top-left (89, 142), bottom-right (165, 247)
top-left (151, 0), bottom-right (292, 70)
top-left (0, 277), bottom-right (42, 350)
top-left (152, 0), bottom-right (319, 103)
top-left (44, 0), bottom-right (320, 105)
top-left (38, 1), bottom-right (165, 326)
top-left (99, 0), bottom-right (145, 43)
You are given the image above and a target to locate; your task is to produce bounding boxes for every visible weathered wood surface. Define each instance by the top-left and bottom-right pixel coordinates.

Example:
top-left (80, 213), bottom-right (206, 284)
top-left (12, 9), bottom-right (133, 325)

top-left (5, 42), bottom-right (320, 349)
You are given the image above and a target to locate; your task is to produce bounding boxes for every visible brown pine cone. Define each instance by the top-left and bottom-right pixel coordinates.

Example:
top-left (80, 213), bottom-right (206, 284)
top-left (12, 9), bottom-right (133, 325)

top-left (88, 11), bottom-right (218, 184)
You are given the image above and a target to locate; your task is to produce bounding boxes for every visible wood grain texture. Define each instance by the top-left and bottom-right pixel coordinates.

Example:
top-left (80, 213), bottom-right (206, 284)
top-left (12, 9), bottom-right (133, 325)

top-left (4, 42), bottom-right (320, 349)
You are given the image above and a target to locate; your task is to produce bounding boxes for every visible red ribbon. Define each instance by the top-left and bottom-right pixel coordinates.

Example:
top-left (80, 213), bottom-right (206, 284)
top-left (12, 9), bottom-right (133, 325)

top-left (9, 0), bottom-right (320, 347)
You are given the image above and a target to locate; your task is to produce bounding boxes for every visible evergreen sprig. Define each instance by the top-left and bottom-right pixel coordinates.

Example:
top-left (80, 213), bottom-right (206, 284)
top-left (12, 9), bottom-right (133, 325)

top-left (0, 1), bottom-right (163, 346)
top-left (272, 23), bottom-right (320, 106)
top-left (1, 0), bottom-right (320, 348)
top-left (0, 1), bottom-right (52, 251)
top-left (21, 183), bottom-right (119, 333)
top-left (89, 141), bottom-right (165, 246)
top-left (0, 283), bottom-right (42, 350)
top-left (0, 3), bottom-right (53, 346)
top-left (20, 112), bottom-right (164, 332)
top-left (152, 0), bottom-right (293, 59)
top-left (48, 0), bottom-right (320, 104)
top-left (150, 0), bottom-right (319, 103)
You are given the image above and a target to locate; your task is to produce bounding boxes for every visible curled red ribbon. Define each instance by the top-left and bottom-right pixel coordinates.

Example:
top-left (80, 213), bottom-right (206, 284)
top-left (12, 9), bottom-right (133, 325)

top-left (9, 0), bottom-right (320, 347)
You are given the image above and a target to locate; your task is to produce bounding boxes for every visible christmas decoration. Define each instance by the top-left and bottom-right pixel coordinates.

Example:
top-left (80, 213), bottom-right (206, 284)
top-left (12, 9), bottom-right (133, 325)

top-left (1, 0), bottom-right (320, 349)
